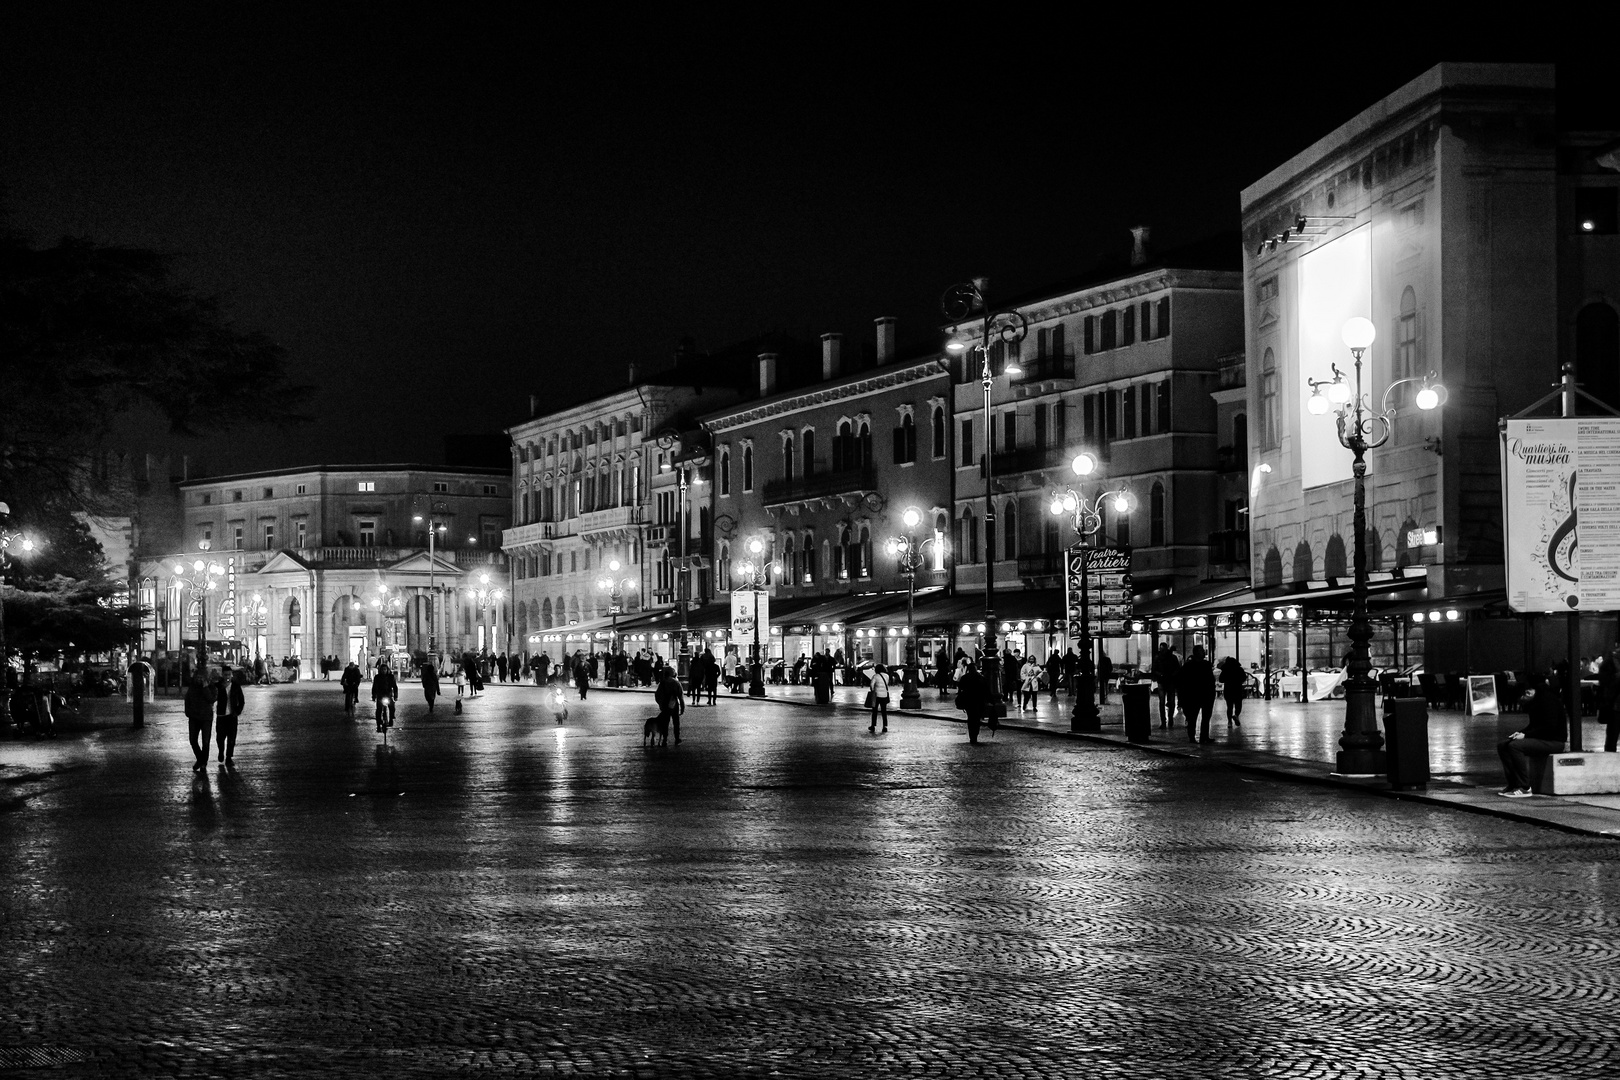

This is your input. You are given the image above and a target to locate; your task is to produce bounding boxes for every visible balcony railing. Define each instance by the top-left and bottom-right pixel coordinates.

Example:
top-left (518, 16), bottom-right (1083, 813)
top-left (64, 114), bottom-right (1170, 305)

top-left (1207, 529), bottom-right (1250, 566)
top-left (1017, 552), bottom-right (1065, 577)
top-left (762, 465), bottom-right (877, 505)
top-left (575, 504), bottom-right (642, 535)
top-left (295, 546), bottom-right (505, 567)
top-left (502, 521), bottom-right (555, 548)
top-left (1012, 353), bottom-right (1076, 382)
top-left (990, 445), bottom-right (1070, 476)
top-left (1217, 352), bottom-right (1246, 390)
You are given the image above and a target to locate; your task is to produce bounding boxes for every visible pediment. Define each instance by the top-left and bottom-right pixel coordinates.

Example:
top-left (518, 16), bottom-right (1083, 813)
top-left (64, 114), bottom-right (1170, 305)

top-left (384, 551), bottom-right (463, 575)
top-left (256, 550), bottom-right (312, 575)
top-left (1256, 306), bottom-right (1280, 330)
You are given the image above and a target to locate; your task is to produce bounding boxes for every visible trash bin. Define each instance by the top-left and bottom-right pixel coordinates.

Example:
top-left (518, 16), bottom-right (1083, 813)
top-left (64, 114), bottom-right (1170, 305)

top-left (1383, 697), bottom-right (1430, 790)
top-left (1122, 681), bottom-right (1153, 743)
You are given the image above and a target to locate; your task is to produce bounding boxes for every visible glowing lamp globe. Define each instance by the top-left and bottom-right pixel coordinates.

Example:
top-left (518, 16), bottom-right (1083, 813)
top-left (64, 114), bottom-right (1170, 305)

top-left (902, 507), bottom-right (922, 530)
top-left (1071, 452), bottom-right (1096, 476)
top-left (1307, 392), bottom-right (1331, 415)
top-left (1415, 385), bottom-right (1441, 410)
top-left (1113, 492), bottom-right (1129, 513)
top-left (1341, 317), bottom-right (1377, 351)
top-left (1327, 379), bottom-right (1352, 405)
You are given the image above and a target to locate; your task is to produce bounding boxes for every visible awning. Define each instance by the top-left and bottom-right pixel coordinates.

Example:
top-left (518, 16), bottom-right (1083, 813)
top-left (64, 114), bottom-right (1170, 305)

top-left (1134, 580), bottom-right (1253, 617)
top-left (892, 587), bottom-right (1068, 634)
top-left (1178, 577), bottom-right (1425, 618)
top-left (530, 612), bottom-right (623, 644)
top-left (778, 591), bottom-right (914, 632)
top-left (1374, 588), bottom-right (1509, 621)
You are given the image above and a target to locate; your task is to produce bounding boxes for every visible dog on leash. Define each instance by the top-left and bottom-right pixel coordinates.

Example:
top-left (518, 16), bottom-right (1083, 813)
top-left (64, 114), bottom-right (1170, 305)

top-left (643, 712), bottom-right (670, 747)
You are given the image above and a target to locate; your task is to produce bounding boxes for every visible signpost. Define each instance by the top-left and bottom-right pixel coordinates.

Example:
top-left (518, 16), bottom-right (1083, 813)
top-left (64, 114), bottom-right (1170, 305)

top-left (1066, 545), bottom-right (1132, 732)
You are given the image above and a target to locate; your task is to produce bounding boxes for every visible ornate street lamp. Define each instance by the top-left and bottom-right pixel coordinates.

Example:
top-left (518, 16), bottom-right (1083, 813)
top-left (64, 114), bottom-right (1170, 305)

top-left (943, 276), bottom-right (1028, 720)
top-left (1307, 316), bottom-right (1445, 775)
top-left (0, 502), bottom-right (40, 671)
top-left (466, 571), bottom-right (506, 654)
top-left (413, 503), bottom-right (449, 654)
top-left (594, 558), bottom-right (637, 665)
top-left (657, 434), bottom-right (710, 680)
top-left (734, 537), bottom-right (780, 698)
top-left (173, 540), bottom-right (227, 665)
top-left (884, 506), bottom-right (945, 709)
top-left (1049, 452), bottom-right (1132, 729)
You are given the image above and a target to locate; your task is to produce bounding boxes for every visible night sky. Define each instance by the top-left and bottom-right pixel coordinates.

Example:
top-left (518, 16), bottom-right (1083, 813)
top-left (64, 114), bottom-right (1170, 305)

top-left (1, 9), bottom-right (1596, 476)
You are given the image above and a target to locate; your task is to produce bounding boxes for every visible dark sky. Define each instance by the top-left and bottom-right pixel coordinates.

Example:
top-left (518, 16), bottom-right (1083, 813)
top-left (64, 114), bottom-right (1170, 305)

top-left (1, 9), bottom-right (1598, 476)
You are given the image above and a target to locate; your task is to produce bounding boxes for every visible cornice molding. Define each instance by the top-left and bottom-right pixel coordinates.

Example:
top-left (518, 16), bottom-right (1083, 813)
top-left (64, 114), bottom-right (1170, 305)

top-left (707, 361), bottom-right (950, 432)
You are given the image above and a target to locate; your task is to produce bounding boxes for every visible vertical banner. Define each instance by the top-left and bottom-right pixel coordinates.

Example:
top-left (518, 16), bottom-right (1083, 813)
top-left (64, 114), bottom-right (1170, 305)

top-left (1066, 546), bottom-right (1134, 637)
top-left (730, 590), bottom-right (767, 640)
top-left (1298, 226), bottom-right (1372, 490)
top-left (1502, 418), bottom-right (1620, 612)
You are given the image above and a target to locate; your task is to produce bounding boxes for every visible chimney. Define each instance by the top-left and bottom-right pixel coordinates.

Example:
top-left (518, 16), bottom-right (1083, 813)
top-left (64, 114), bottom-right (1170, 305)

top-left (821, 333), bottom-right (843, 380)
top-left (529, 394), bottom-right (539, 418)
top-left (874, 316), bottom-right (897, 364)
top-left (627, 361), bottom-right (637, 386)
top-left (758, 352), bottom-right (779, 396)
top-left (1130, 225), bottom-right (1152, 267)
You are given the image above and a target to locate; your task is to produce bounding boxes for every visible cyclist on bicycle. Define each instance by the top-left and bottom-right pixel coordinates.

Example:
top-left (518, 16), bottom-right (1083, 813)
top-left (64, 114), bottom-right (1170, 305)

top-left (371, 661), bottom-right (398, 732)
top-left (340, 660), bottom-right (362, 717)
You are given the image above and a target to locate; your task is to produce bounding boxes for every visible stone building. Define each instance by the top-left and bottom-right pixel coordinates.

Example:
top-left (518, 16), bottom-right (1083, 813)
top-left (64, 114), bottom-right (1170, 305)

top-left (1239, 62), bottom-right (1620, 673)
top-left (134, 464), bottom-right (509, 675)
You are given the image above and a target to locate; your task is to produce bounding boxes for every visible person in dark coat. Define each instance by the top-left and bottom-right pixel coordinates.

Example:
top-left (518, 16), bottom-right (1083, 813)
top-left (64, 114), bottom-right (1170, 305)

top-left (184, 672), bottom-right (215, 772)
top-left (655, 667), bottom-right (686, 745)
top-left (1176, 644), bottom-right (1217, 744)
top-left (421, 661), bottom-right (440, 712)
top-left (1045, 650), bottom-right (1062, 702)
top-left (1096, 652), bottom-right (1114, 704)
top-left (340, 660), bottom-right (362, 716)
top-left (1151, 644), bottom-right (1180, 729)
top-left (496, 652), bottom-right (508, 682)
top-left (957, 665), bottom-right (989, 745)
top-left (1498, 673), bottom-right (1569, 797)
top-left (372, 662), bottom-right (399, 730)
top-left (574, 655), bottom-right (590, 700)
top-left (1218, 656), bottom-right (1247, 728)
top-left (215, 667), bottom-right (247, 768)
top-left (1600, 644), bottom-right (1620, 753)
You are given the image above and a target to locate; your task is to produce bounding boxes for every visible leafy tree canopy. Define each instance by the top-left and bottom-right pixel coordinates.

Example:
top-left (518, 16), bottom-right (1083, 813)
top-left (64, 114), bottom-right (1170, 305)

top-left (1, 575), bottom-right (143, 656)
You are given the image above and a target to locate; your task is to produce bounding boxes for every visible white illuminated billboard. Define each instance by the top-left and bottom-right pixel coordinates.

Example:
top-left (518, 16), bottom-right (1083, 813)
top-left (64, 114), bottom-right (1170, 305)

top-left (1297, 225), bottom-right (1372, 489)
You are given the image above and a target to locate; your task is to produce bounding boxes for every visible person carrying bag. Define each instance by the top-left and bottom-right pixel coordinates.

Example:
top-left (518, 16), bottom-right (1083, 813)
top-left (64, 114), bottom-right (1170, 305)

top-left (867, 665), bottom-right (891, 733)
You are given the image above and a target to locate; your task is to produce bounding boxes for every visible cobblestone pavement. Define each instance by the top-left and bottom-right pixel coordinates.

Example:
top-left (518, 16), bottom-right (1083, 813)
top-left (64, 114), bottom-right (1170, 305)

top-left (3, 682), bottom-right (1620, 1077)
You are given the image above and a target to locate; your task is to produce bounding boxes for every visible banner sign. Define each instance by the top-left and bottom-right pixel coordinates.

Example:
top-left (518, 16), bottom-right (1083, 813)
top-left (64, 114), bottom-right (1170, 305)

top-left (730, 589), bottom-right (767, 640)
top-left (1066, 546), bottom-right (1133, 638)
top-left (1502, 418), bottom-right (1620, 612)
top-left (1467, 675), bottom-right (1499, 716)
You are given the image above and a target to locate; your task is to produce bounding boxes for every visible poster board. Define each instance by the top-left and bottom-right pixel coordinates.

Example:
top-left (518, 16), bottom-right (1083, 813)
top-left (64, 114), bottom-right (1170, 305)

top-left (1066, 546), bottom-right (1133, 637)
top-left (1467, 675), bottom-right (1499, 716)
top-left (1502, 417), bottom-right (1620, 612)
top-left (730, 590), bottom-right (767, 641)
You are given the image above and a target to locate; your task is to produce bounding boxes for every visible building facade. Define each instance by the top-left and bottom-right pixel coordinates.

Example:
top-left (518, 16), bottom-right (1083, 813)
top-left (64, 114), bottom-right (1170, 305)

top-left (134, 464), bottom-right (510, 675)
top-left (1240, 62), bottom-right (1620, 671)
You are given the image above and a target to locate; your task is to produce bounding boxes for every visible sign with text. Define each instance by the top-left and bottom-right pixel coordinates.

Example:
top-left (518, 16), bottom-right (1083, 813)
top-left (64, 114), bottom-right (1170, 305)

top-left (1502, 418), bottom-right (1620, 612)
top-left (1467, 675), bottom-right (1499, 717)
top-left (1066, 545), bottom-right (1134, 638)
top-left (730, 589), bottom-right (768, 641)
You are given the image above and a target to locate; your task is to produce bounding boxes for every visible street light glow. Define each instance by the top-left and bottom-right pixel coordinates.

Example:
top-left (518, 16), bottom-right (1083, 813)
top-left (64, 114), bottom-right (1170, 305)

top-left (1308, 391), bottom-right (1332, 415)
top-left (1113, 491), bottom-right (1129, 513)
top-left (902, 507), bottom-right (921, 530)
top-left (1071, 452), bottom-right (1096, 476)
top-left (1415, 385), bottom-right (1441, 410)
top-left (1341, 316), bottom-right (1377, 351)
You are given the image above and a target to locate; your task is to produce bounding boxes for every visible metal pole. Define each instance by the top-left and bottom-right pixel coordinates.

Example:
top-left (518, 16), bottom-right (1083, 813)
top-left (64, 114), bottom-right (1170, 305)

top-left (901, 554), bottom-right (920, 709)
top-left (749, 586), bottom-right (765, 697)
top-left (678, 469), bottom-right (689, 679)
top-left (1072, 540), bottom-right (1098, 730)
top-left (1337, 347), bottom-right (1384, 775)
top-left (982, 343), bottom-right (1002, 719)
top-left (1563, 362), bottom-right (1583, 750)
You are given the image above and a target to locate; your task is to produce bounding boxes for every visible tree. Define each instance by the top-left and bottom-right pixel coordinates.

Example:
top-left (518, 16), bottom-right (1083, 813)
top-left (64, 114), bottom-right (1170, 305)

top-left (0, 575), bottom-right (143, 657)
top-left (0, 232), bottom-right (309, 515)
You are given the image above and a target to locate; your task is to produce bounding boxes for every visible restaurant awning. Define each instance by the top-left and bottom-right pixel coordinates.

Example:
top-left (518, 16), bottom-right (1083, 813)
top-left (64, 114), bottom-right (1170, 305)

top-left (530, 613), bottom-right (623, 644)
top-left (1133, 580), bottom-right (1254, 617)
top-left (890, 587), bottom-right (1068, 634)
top-left (778, 591), bottom-right (915, 632)
top-left (1373, 588), bottom-right (1509, 622)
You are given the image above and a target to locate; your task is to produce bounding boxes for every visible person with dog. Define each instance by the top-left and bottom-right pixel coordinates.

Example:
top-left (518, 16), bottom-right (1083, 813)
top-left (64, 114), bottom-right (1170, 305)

top-left (655, 667), bottom-right (686, 745)
top-left (867, 664), bottom-right (891, 733)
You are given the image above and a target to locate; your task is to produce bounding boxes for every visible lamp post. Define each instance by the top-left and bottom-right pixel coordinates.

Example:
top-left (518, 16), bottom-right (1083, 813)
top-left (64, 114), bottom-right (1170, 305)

top-left (1049, 453), bottom-right (1132, 730)
top-left (658, 441), bottom-right (709, 680)
top-left (173, 541), bottom-right (226, 666)
top-left (413, 504), bottom-right (448, 655)
top-left (594, 558), bottom-right (637, 676)
top-left (1307, 316), bottom-right (1446, 774)
top-left (466, 572), bottom-right (505, 655)
top-left (735, 537), bottom-right (779, 698)
top-left (0, 502), bottom-right (40, 676)
top-left (944, 277), bottom-right (1027, 720)
top-left (884, 506), bottom-right (944, 710)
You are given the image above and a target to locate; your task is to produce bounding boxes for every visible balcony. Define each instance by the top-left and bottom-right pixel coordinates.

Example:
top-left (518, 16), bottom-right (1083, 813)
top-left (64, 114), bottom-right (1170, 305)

top-left (990, 445), bottom-right (1070, 476)
top-left (1017, 552), bottom-right (1066, 578)
top-left (1217, 352), bottom-right (1246, 390)
top-left (294, 546), bottom-right (504, 568)
top-left (575, 504), bottom-right (642, 540)
top-left (502, 521), bottom-right (556, 548)
top-left (1012, 353), bottom-right (1075, 382)
top-left (762, 465), bottom-right (877, 507)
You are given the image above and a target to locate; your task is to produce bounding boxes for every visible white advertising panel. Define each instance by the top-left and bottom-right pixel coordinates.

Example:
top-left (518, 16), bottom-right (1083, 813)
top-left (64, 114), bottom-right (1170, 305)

top-left (1502, 417), bottom-right (1620, 612)
top-left (730, 589), bottom-right (768, 640)
top-left (1297, 225), bottom-right (1372, 490)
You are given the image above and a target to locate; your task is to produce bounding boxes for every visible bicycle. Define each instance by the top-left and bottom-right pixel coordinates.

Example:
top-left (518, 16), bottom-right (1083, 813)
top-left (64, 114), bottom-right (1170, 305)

top-left (374, 696), bottom-right (395, 738)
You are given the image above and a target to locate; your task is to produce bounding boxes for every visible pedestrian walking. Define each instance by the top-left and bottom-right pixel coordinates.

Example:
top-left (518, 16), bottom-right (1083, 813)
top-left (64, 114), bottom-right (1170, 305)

top-left (1177, 644), bottom-right (1217, 744)
top-left (1218, 656), bottom-right (1247, 728)
top-left (575, 656), bottom-right (590, 700)
top-left (867, 665), bottom-right (891, 732)
top-left (1152, 643), bottom-right (1180, 729)
top-left (340, 660), bottom-right (362, 717)
top-left (1020, 655), bottom-right (1043, 712)
top-left (1600, 643), bottom-right (1620, 753)
top-left (184, 672), bottom-right (214, 772)
top-left (128, 656), bottom-right (153, 729)
top-left (956, 664), bottom-right (988, 744)
top-left (655, 666), bottom-right (686, 744)
top-left (1497, 673), bottom-right (1568, 797)
top-left (421, 661), bottom-right (440, 712)
top-left (496, 652), bottom-right (508, 683)
top-left (1097, 652), bottom-right (1114, 705)
top-left (453, 663), bottom-right (466, 700)
top-left (253, 654), bottom-right (266, 686)
top-left (703, 650), bottom-right (719, 705)
top-left (215, 667), bottom-right (246, 769)
top-left (372, 662), bottom-right (398, 732)
top-left (722, 650), bottom-right (740, 693)
top-left (1045, 650), bottom-right (1062, 702)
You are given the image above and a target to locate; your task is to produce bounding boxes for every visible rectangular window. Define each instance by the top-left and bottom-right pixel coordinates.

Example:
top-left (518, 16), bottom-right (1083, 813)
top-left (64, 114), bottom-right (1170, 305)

top-left (1156, 297), bottom-right (1170, 338)
top-left (357, 481), bottom-right (375, 492)
top-left (1122, 386), bottom-right (1137, 438)
top-left (296, 483), bottom-right (307, 495)
top-left (1034, 404), bottom-right (1048, 450)
top-left (1083, 395), bottom-right (1096, 442)
top-left (1256, 277), bottom-right (1279, 302)
top-left (1002, 411), bottom-right (1016, 452)
top-left (1100, 310), bottom-right (1117, 351)
top-left (1083, 316), bottom-right (1095, 354)
top-left (358, 520), bottom-right (376, 546)
top-left (1141, 386), bottom-right (1154, 435)
top-left (262, 487), bottom-right (273, 499)
top-left (483, 484), bottom-right (497, 495)
top-left (1105, 390), bottom-right (1118, 441)
top-left (1053, 401), bottom-right (1066, 447)
top-left (1141, 300), bottom-right (1153, 337)
top-left (262, 523), bottom-right (274, 549)
top-left (201, 493), bottom-right (212, 505)
top-left (296, 520), bottom-right (307, 547)
top-left (1051, 322), bottom-right (1066, 358)
top-left (960, 418), bottom-right (974, 467)
top-left (1158, 382), bottom-right (1171, 431)
top-left (433, 481), bottom-right (448, 493)
top-left (232, 526), bottom-right (244, 550)
top-left (1122, 306), bottom-right (1136, 347)
top-left (232, 490), bottom-right (243, 502)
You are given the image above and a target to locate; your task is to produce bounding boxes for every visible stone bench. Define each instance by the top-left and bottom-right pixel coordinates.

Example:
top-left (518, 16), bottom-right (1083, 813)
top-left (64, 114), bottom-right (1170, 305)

top-left (1531, 751), bottom-right (1620, 795)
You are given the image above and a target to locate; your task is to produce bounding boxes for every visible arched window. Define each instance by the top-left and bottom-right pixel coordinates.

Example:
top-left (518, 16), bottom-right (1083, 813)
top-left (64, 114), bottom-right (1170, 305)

top-left (959, 509), bottom-right (978, 564)
top-left (932, 406), bottom-right (946, 459)
top-left (821, 539), bottom-right (831, 581)
top-left (834, 421), bottom-right (852, 471)
top-left (859, 526), bottom-right (872, 578)
top-left (802, 430), bottom-right (815, 477)
top-left (1577, 302), bottom-right (1620, 413)
top-left (1263, 547), bottom-right (1283, 587)
top-left (1003, 506), bottom-right (1017, 560)
top-left (1259, 347), bottom-right (1279, 450)
top-left (743, 446), bottom-right (754, 491)
top-left (1396, 286), bottom-right (1419, 381)
top-left (784, 535), bottom-right (796, 584)
top-left (859, 421), bottom-right (872, 467)
top-left (541, 598), bottom-right (552, 629)
top-left (893, 414), bottom-right (916, 464)
top-left (1150, 481), bottom-right (1166, 546)
top-left (1324, 534), bottom-right (1348, 578)
top-left (719, 543), bottom-right (732, 592)
top-left (1292, 541), bottom-right (1313, 583)
top-left (802, 530), bottom-right (816, 583)
top-left (835, 526), bottom-right (849, 579)
top-left (934, 513), bottom-right (949, 572)
top-left (720, 448), bottom-right (731, 496)
top-left (520, 490), bottom-right (531, 524)
top-left (783, 433), bottom-right (795, 480)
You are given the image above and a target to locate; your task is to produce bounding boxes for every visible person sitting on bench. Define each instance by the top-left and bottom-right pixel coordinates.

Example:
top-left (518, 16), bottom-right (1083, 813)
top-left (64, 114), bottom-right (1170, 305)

top-left (1497, 673), bottom-right (1568, 799)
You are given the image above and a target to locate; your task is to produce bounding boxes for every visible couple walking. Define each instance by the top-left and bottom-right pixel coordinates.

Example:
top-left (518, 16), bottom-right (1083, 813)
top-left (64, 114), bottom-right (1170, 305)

top-left (183, 666), bottom-right (247, 771)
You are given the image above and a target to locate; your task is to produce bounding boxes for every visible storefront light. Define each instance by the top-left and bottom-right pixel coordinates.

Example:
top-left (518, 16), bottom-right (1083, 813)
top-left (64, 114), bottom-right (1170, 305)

top-left (1428, 610), bottom-right (1441, 622)
top-left (1445, 609), bottom-right (1460, 621)
top-left (1286, 607), bottom-right (1299, 620)
top-left (960, 623), bottom-right (972, 633)
top-left (976, 622), bottom-right (986, 633)
top-left (1032, 620), bottom-right (1044, 631)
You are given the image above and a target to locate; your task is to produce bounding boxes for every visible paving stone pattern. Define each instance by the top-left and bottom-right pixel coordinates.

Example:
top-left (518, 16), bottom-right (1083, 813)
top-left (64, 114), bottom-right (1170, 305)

top-left (2, 683), bottom-right (1619, 1077)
